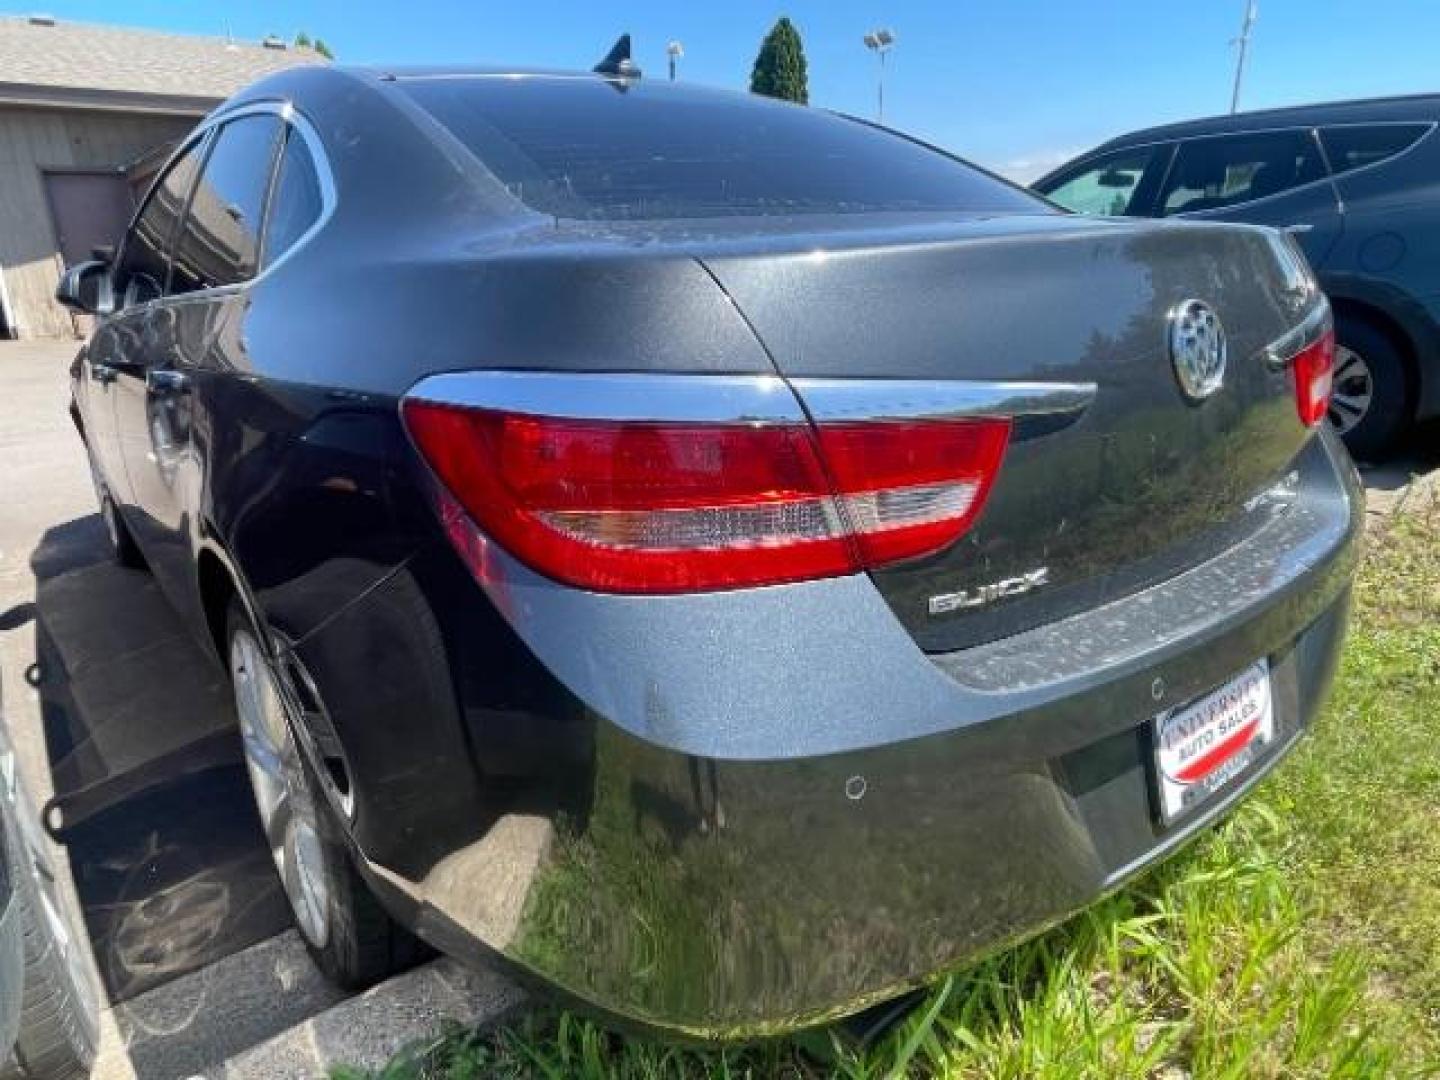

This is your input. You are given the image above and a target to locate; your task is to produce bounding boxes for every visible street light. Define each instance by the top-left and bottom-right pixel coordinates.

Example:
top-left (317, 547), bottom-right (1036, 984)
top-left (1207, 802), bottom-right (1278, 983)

top-left (1229, 0), bottom-right (1257, 114)
top-left (863, 27), bottom-right (895, 123)
top-left (667, 39), bottom-right (684, 82)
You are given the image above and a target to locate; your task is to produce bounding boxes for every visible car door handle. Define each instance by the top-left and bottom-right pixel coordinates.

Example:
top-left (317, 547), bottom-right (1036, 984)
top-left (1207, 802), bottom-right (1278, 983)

top-left (146, 369), bottom-right (190, 395)
top-left (1282, 223), bottom-right (1314, 235)
top-left (91, 363), bottom-right (117, 384)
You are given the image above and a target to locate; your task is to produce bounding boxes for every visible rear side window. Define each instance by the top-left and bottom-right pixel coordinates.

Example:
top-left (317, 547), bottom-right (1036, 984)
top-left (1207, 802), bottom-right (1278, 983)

top-left (399, 78), bottom-right (1044, 220)
top-left (170, 114), bottom-right (283, 294)
top-left (1036, 145), bottom-right (1167, 216)
top-left (262, 129), bottom-right (323, 270)
top-left (116, 139), bottom-right (205, 306)
top-left (1159, 131), bottom-right (1324, 215)
top-left (1321, 124), bottom-right (1430, 176)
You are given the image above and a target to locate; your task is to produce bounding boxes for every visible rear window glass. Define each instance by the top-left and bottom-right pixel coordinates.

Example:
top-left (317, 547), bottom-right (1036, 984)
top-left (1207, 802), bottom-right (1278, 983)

top-left (1321, 124), bottom-right (1431, 175)
top-left (1159, 130), bottom-right (1324, 215)
top-left (399, 77), bottom-right (1043, 221)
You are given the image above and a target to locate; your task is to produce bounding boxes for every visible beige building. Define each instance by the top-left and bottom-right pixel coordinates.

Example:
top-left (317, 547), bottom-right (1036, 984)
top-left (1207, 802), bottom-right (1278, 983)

top-left (0, 15), bottom-right (321, 340)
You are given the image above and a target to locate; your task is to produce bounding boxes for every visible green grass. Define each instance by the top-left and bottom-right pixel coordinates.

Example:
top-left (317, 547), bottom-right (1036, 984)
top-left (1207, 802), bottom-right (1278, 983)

top-left (342, 496), bottom-right (1440, 1079)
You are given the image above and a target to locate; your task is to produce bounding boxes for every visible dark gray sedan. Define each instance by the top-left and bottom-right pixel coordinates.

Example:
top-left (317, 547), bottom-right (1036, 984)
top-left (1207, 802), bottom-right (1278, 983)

top-left (56, 56), bottom-right (1362, 1036)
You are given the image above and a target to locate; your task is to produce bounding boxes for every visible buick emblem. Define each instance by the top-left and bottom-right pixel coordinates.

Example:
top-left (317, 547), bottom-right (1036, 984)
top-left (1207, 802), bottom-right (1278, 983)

top-left (1168, 299), bottom-right (1227, 401)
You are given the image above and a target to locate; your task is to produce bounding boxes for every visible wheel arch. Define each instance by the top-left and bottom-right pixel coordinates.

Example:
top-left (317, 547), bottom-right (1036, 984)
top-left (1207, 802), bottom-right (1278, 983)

top-left (1328, 295), bottom-right (1418, 400)
top-left (195, 536), bottom-right (265, 667)
top-left (1321, 273), bottom-right (1440, 420)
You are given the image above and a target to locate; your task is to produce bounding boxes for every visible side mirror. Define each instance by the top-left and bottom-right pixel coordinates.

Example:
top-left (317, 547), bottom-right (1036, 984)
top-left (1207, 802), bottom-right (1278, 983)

top-left (55, 260), bottom-right (113, 316)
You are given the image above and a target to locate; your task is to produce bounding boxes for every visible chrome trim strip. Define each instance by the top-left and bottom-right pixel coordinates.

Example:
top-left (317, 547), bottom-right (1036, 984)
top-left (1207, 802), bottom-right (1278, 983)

top-left (1039, 120), bottom-right (1436, 219)
top-left (1263, 297), bottom-right (1333, 370)
top-left (405, 372), bottom-right (807, 424)
top-left (404, 371), bottom-right (1098, 426)
top-left (107, 99), bottom-right (337, 318)
top-left (789, 378), bottom-right (1097, 423)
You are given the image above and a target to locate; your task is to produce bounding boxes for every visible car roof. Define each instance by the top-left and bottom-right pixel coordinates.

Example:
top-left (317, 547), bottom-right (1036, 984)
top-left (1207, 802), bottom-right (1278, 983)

top-left (1093, 92), bottom-right (1440, 153)
top-left (345, 64), bottom-right (607, 81)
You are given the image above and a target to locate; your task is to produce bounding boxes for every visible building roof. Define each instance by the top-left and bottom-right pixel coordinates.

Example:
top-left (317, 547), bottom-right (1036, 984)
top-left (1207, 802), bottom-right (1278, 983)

top-left (0, 15), bottom-right (324, 115)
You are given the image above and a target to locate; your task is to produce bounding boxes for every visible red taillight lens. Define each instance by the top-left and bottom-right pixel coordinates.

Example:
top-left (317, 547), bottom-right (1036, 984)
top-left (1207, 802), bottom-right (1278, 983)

top-left (401, 400), bottom-right (1010, 594)
top-left (1290, 328), bottom-right (1335, 428)
top-left (813, 420), bottom-right (1011, 568)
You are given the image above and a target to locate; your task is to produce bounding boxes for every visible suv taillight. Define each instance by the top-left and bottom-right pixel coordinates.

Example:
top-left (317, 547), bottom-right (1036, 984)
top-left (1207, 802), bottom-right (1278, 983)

top-left (401, 398), bottom-right (1009, 594)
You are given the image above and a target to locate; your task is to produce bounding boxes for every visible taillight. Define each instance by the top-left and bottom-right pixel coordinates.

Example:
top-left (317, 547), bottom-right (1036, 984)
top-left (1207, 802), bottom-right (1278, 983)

top-left (1266, 299), bottom-right (1334, 430)
top-left (1290, 328), bottom-right (1335, 428)
top-left (401, 397), bottom-right (1010, 594)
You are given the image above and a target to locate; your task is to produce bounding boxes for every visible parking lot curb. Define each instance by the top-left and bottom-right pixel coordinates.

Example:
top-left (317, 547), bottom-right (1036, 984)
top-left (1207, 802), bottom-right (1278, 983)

top-left (218, 955), bottom-right (525, 1077)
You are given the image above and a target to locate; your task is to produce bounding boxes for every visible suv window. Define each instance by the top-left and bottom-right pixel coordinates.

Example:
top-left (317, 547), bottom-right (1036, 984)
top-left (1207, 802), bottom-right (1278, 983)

top-left (114, 138), bottom-right (206, 306)
top-left (1159, 131), bottom-right (1324, 215)
top-left (1321, 124), bottom-right (1431, 176)
top-left (1037, 146), bottom-right (1167, 216)
top-left (399, 78), bottom-right (1044, 220)
top-left (170, 114), bottom-right (283, 294)
top-left (261, 128), bottom-right (323, 270)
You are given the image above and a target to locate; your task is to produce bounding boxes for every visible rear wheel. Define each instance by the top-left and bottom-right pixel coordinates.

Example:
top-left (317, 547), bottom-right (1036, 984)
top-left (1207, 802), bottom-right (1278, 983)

top-left (225, 603), bottom-right (420, 988)
top-left (1330, 316), bottom-right (1411, 462)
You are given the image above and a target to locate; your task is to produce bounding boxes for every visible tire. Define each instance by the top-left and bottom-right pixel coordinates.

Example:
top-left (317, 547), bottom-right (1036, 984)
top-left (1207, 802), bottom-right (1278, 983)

top-left (224, 602), bottom-right (422, 989)
top-left (96, 487), bottom-right (145, 570)
top-left (1331, 315), bottom-right (1412, 462)
top-left (0, 870), bottom-right (98, 1080)
top-left (84, 450), bottom-right (144, 571)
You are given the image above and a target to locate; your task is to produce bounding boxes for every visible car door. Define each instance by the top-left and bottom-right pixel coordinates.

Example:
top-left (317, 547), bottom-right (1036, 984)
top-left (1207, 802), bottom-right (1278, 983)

top-left (1155, 129), bottom-right (1344, 268)
top-left (1319, 122), bottom-right (1440, 288)
top-left (87, 137), bottom-right (207, 520)
top-left (114, 112), bottom-right (283, 606)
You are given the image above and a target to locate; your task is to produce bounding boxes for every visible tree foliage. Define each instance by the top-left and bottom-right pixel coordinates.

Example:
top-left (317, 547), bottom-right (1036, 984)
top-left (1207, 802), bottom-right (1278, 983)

top-left (749, 17), bottom-right (808, 104)
top-left (293, 30), bottom-right (334, 59)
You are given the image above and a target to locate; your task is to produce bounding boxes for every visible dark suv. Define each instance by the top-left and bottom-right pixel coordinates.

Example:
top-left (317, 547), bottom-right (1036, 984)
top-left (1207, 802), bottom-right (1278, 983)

top-left (1035, 95), bottom-right (1440, 459)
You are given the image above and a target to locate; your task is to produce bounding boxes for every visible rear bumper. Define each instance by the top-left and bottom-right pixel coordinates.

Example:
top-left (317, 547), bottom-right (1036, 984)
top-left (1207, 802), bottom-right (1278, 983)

top-left (329, 431), bottom-right (1362, 1037)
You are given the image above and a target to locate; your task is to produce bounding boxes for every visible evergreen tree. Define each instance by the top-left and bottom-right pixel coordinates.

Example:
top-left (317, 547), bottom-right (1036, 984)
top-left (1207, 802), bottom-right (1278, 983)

top-left (293, 30), bottom-right (312, 49)
top-left (749, 17), bottom-right (808, 104)
top-left (314, 38), bottom-right (334, 60)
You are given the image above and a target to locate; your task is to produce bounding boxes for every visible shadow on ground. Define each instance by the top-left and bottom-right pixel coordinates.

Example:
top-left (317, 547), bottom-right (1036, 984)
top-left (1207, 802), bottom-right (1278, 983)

top-left (1356, 419), bottom-right (1440, 495)
top-left (24, 514), bottom-right (324, 1075)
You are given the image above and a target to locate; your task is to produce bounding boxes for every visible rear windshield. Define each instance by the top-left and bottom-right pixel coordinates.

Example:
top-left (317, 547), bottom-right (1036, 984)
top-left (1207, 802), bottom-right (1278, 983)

top-left (398, 76), bottom-right (1044, 221)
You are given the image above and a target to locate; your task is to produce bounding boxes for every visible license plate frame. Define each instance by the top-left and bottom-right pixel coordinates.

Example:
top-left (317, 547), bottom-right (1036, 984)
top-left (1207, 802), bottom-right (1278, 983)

top-left (1152, 659), bottom-right (1274, 825)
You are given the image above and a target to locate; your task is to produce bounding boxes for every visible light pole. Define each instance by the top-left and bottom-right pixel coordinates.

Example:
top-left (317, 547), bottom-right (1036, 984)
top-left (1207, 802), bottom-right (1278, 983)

top-left (1230, 0), bottom-right (1257, 114)
top-left (863, 28), bottom-right (896, 123)
top-left (667, 39), bottom-right (684, 82)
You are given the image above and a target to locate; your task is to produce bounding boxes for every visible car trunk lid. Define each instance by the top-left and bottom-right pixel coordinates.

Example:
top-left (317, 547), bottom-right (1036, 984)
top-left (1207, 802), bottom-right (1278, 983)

top-left (697, 214), bottom-right (1321, 652)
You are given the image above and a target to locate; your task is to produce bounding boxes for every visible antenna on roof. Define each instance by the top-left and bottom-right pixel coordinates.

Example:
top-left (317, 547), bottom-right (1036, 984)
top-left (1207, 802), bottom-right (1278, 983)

top-left (593, 34), bottom-right (641, 79)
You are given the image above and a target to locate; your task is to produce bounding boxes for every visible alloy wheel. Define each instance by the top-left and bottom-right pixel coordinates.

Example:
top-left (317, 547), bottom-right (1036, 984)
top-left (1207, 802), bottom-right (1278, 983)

top-left (229, 628), bottom-right (332, 948)
top-left (1327, 345), bottom-right (1373, 436)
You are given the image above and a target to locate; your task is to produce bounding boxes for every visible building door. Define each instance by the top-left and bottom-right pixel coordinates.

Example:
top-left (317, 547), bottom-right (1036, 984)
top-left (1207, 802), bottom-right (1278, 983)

top-left (44, 171), bottom-right (134, 268)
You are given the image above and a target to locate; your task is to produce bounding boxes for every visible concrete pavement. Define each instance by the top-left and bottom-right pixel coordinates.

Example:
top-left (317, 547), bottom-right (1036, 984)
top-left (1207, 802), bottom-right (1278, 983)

top-left (0, 341), bottom-right (522, 1077)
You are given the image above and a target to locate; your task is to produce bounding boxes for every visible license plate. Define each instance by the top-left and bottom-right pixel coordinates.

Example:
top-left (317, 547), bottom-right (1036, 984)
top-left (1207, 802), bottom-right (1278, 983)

top-left (1153, 660), bottom-right (1273, 824)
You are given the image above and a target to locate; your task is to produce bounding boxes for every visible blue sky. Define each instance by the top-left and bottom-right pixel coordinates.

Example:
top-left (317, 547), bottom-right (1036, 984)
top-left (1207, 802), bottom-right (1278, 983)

top-left (11, 1), bottom-right (1440, 179)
